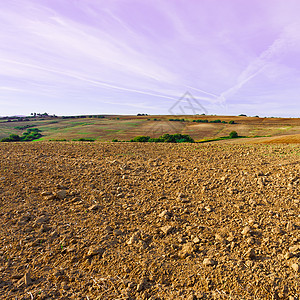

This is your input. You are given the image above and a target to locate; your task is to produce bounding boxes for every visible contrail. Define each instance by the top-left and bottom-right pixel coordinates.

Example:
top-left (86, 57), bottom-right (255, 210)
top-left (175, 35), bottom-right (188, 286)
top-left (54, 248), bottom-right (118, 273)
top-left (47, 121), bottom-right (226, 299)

top-left (185, 85), bottom-right (219, 98)
top-left (187, 22), bottom-right (300, 106)
top-left (0, 58), bottom-right (179, 101)
top-left (218, 22), bottom-right (300, 102)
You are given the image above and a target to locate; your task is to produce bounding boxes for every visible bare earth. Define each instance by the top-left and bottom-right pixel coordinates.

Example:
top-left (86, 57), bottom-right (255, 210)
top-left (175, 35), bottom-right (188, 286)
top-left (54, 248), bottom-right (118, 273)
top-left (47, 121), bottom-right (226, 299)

top-left (0, 142), bottom-right (300, 299)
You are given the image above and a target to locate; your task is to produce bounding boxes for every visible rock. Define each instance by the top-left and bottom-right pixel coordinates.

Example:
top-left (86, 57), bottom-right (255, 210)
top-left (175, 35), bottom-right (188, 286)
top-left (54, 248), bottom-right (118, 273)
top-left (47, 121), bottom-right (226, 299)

top-left (40, 224), bottom-right (51, 233)
top-left (61, 281), bottom-right (69, 290)
top-left (41, 191), bottom-right (52, 196)
top-left (67, 246), bottom-right (76, 253)
top-left (205, 206), bottom-right (213, 212)
top-left (127, 231), bottom-right (141, 245)
top-left (228, 188), bottom-right (239, 195)
top-left (105, 226), bottom-right (113, 232)
top-left (177, 192), bottom-right (187, 199)
top-left (291, 263), bottom-right (300, 272)
top-left (127, 282), bottom-right (135, 288)
top-left (287, 221), bottom-right (294, 232)
top-left (245, 260), bottom-right (254, 268)
top-left (18, 215), bottom-right (31, 225)
top-left (193, 237), bottom-right (200, 244)
top-left (272, 227), bottom-right (282, 234)
top-left (289, 245), bottom-right (300, 254)
top-left (249, 199), bottom-right (257, 206)
top-left (203, 258), bottom-right (217, 266)
top-left (241, 226), bottom-right (251, 235)
top-left (215, 233), bottom-right (225, 243)
top-left (227, 233), bottom-right (235, 242)
top-left (136, 283), bottom-right (144, 292)
top-left (87, 246), bottom-right (104, 257)
top-left (49, 231), bottom-right (59, 239)
top-left (178, 236), bottom-right (187, 244)
top-left (57, 184), bottom-right (68, 190)
top-left (35, 215), bottom-right (49, 224)
top-left (56, 190), bottom-right (67, 200)
top-left (12, 274), bottom-right (22, 280)
top-left (158, 210), bottom-right (171, 219)
top-left (178, 242), bottom-right (194, 258)
top-left (71, 196), bottom-right (81, 203)
top-left (114, 229), bottom-right (123, 236)
top-left (136, 277), bottom-right (147, 292)
top-left (284, 252), bottom-right (293, 260)
top-left (45, 194), bottom-right (55, 200)
top-left (245, 248), bottom-right (256, 260)
top-left (160, 225), bottom-right (173, 235)
top-left (24, 272), bottom-right (32, 286)
top-left (202, 186), bottom-right (208, 192)
top-left (246, 237), bottom-right (255, 245)
top-left (88, 204), bottom-right (100, 211)
top-left (257, 177), bottom-right (265, 186)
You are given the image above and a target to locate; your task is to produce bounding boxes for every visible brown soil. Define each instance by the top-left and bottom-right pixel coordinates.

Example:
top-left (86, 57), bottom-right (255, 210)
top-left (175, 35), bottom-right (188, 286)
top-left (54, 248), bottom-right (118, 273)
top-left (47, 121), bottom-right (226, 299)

top-left (255, 134), bottom-right (300, 144)
top-left (0, 142), bottom-right (300, 299)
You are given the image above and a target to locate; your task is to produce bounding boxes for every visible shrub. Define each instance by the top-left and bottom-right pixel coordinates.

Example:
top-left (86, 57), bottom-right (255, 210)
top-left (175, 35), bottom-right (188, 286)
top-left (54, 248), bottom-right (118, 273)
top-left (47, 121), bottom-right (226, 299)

top-left (9, 134), bottom-right (21, 141)
top-left (14, 125), bottom-right (35, 130)
top-left (154, 134), bottom-right (194, 143)
top-left (229, 120), bottom-right (235, 124)
top-left (1, 128), bottom-right (43, 142)
top-left (112, 139), bottom-right (119, 142)
top-left (1, 134), bottom-right (22, 142)
top-left (49, 139), bottom-right (67, 141)
top-left (22, 128), bottom-right (42, 141)
top-left (209, 119), bottom-right (222, 123)
top-left (128, 134), bottom-right (194, 143)
top-left (76, 138), bottom-right (95, 142)
top-left (148, 137), bottom-right (164, 143)
top-left (130, 136), bottom-right (150, 142)
top-left (169, 118), bottom-right (185, 122)
top-left (192, 119), bottom-right (208, 123)
top-left (229, 131), bottom-right (238, 138)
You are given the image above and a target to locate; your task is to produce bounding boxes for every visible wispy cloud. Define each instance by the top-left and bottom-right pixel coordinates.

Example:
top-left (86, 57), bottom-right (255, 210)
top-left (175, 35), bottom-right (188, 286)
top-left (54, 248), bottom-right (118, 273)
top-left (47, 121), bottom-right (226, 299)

top-left (217, 22), bottom-right (300, 102)
top-left (0, 0), bottom-right (300, 116)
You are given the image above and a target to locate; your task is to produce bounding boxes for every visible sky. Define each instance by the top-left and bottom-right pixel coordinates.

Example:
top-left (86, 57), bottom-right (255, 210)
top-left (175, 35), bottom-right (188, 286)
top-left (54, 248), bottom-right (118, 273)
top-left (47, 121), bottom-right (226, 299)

top-left (1, 0), bottom-right (300, 117)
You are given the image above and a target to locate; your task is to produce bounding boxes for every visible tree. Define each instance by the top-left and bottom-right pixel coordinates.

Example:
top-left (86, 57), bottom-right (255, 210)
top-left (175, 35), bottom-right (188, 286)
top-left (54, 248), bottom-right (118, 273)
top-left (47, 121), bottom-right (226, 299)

top-left (229, 131), bottom-right (238, 138)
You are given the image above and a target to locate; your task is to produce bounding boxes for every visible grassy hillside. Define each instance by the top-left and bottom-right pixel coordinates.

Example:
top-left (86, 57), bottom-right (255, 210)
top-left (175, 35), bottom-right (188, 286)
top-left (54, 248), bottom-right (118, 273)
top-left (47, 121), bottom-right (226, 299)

top-left (0, 115), bottom-right (300, 142)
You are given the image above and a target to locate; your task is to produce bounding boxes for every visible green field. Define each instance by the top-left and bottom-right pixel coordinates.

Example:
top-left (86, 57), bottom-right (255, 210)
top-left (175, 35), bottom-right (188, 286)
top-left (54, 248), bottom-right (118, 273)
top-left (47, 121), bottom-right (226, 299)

top-left (1, 115), bottom-right (300, 142)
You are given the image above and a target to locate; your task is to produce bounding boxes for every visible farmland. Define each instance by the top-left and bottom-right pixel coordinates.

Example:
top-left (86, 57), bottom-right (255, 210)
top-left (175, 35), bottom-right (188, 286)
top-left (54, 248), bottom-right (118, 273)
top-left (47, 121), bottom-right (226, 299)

top-left (1, 115), bottom-right (300, 143)
top-left (0, 115), bottom-right (300, 299)
top-left (0, 142), bottom-right (300, 299)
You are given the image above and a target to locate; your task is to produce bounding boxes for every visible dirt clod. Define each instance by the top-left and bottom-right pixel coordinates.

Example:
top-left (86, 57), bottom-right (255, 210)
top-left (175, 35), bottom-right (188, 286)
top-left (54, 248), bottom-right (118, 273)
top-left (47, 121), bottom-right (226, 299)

top-left (203, 258), bottom-right (217, 266)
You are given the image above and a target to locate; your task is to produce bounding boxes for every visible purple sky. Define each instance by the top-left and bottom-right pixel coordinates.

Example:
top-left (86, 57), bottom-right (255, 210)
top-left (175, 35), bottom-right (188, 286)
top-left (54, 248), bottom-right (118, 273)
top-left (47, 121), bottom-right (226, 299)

top-left (1, 0), bottom-right (300, 117)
